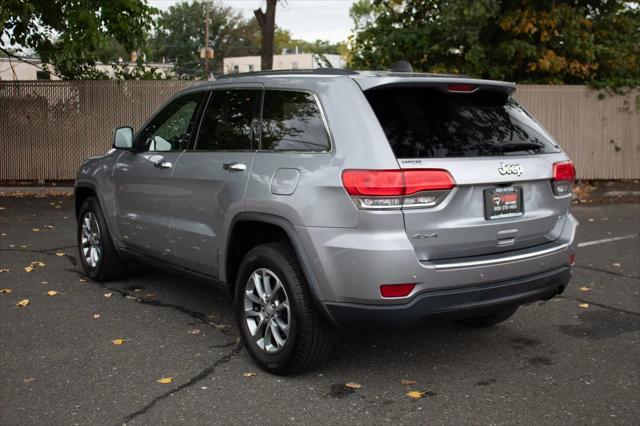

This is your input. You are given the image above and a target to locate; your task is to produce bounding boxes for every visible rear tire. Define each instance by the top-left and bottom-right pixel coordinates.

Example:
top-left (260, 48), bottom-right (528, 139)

top-left (77, 196), bottom-right (128, 281)
top-left (456, 305), bottom-right (518, 327)
top-left (235, 242), bottom-right (335, 374)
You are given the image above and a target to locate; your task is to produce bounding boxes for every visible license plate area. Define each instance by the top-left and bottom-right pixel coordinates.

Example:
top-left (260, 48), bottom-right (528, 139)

top-left (484, 187), bottom-right (523, 220)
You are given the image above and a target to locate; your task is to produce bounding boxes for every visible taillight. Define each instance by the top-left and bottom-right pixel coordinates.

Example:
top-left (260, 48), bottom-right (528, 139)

top-left (380, 283), bottom-right (415, 298)
top-left (552, 161), bottom-right (575, 196)
top-left (342, 169), bottom-right (455, 209)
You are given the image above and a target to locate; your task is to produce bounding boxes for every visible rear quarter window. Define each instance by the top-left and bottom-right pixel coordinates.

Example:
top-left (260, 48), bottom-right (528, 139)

top-left (261, 90), bottom-right (330, 152)
top-left (365, 87), bottom-right (561, 158)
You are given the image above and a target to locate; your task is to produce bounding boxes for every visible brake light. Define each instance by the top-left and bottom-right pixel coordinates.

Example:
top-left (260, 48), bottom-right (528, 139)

top-left (552, 161), bottom-right (575, 196)
top-left (341, 170), bottom-right (404, 196)
top-left (553, 161), bottom-right (576, 182)
top-left (448, 84), bottom-right (476, 93)
top-left (380, 283), bottom-right (415, 298)
top-left (342, 169), bottom-right (454, 196)
top-left (342, 169), bottom-right (455, 209)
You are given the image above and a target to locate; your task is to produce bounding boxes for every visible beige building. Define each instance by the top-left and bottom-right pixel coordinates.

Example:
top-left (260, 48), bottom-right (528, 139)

top-left (0, 57), bottom-right (174, 80)
top-left (222, 52), bottom-right (346, 74)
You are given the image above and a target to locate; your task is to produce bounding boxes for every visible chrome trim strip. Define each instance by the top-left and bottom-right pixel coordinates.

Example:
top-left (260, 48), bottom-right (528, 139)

top-left (431, 243), bottom-right (569, 270)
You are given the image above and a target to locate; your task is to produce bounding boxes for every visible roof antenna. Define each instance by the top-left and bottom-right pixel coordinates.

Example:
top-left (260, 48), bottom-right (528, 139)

top-left (389, 60), bottom-right (413, 72)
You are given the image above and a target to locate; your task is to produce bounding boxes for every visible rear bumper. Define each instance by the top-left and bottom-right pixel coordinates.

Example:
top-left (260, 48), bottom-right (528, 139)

top-left (325, 266), bottom-right (571, 328)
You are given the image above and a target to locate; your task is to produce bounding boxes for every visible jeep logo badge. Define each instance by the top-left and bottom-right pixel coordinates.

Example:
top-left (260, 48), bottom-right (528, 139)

top-left (498, 162), bottom-right (523, 176)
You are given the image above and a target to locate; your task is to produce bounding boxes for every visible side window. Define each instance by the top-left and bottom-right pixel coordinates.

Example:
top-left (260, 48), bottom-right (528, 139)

top-left (261, 90), bottom-right (330, 152)
top-left (140, 93), bottom-right (202, 152)
top-left (195, 89), bottom-right (259, 151)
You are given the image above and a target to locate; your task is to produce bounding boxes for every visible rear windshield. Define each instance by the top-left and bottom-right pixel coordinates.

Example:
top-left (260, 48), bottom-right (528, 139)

top-left (365, 87), bottom-right (561, 158)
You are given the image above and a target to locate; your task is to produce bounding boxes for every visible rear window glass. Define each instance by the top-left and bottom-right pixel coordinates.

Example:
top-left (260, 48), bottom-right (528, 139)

top-left (365, 87), bottom-right (561, 158)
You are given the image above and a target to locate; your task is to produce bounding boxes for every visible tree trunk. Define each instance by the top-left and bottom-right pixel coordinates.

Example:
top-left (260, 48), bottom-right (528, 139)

top-left (254, 0), bottom-right (277, 71)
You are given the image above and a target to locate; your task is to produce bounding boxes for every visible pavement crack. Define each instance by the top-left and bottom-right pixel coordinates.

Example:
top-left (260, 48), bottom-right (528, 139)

top-left (575, 264), bottom-right (640, 280)
top-left (121, 341), bottom-right (242, 425)
top-left (0, 245), bottom-right (76, 255)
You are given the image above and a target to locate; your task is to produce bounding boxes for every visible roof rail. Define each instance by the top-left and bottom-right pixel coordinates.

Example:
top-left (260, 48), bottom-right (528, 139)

top-left (216, 68), bottom-right (358, 79)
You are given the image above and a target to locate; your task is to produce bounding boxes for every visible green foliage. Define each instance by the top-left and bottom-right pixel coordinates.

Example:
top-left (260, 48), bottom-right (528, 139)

top-left (348, 0), bottom-right (640, 89)
top-left (1, 0), bottom-right (157, 79)
top-left (149, 0), bottom-right (239, 77)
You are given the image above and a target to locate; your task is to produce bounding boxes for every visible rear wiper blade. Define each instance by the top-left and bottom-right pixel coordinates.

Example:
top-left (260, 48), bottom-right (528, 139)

top-left (492, 142), bottom-right (544, 152)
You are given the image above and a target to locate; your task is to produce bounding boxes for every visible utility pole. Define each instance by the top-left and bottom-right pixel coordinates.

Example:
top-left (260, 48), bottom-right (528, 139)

top-left (203, 1), bottom-right (210, 79)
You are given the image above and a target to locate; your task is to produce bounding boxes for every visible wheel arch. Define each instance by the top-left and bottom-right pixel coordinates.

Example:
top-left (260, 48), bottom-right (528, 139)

top-left (74, 182), bottom-right (99, 218)
top-left (225, 212), bottom-right (336, 326)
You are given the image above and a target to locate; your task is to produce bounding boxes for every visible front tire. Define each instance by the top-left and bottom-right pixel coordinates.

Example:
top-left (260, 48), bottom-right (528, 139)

top-left (235, 242), bottom-right (335, 374)
top-left (77, 196), bottom-right (128, 281)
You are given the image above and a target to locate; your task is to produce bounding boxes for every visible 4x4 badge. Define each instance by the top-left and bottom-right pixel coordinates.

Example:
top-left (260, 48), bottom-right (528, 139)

top-left (498, 162), bottom-right (523, 176)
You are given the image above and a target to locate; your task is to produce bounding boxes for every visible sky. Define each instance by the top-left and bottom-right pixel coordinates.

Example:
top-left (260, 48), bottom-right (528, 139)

top-left (149, 0), bottom-right (357, 43)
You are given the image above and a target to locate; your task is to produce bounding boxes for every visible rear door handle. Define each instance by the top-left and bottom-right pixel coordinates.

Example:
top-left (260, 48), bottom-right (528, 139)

top-left (222, 162), bottom-right (247, 172)
top-left (151, 156), bottom-right (173, 169)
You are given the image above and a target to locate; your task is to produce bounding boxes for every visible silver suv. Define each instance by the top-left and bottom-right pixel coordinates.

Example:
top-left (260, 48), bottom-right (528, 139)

top-left (75, 69), bottom-right (578, 374)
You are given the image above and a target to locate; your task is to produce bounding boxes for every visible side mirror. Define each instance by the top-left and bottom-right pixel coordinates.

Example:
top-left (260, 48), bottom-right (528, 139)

top-left (112, 126), bottom-right (134, 150)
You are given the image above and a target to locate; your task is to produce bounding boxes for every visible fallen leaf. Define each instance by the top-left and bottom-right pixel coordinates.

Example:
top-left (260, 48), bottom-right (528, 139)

top-left (32, 228), bottom-right (40, 232)
top-left (93, 314), bottom-right (101, 319)
top-left (23, 378), bottom-right (35, 384)
top-left (20, 245), bottom-right (27, 248)
top-left (0, 268), bottom-right (10, 273)
top-left (45, 290), bottom-right (60, 296)
top-left (612, 262), bottom-right (621, 267)
top-left (579, 286), bottom-right (591, 292)
top-left (111, 339), bottom-right (125, 345)
top-left (345, 382), bottom-right (362, 389)
top-left (188, 329), bottom-right (201, 335)
top-left (24, 266), bottom-right (34, 273)
top-left (243, 372), bottom-right (257, 377)
top-left (406, 390), bottom-right (426, 399)
top-left (79, 278), bottom-right (87, 283)
top-left (0, 288), bottom-right (12, 294)
top-left (43, 225), bottom-right (54, 230)
top-left (400, 380), bottom-right (418, 386)
top-left (32, 261), bottom-right (45, 267)
top-left (156, 377), bottom-right (174, 384)
top-left (16, 299), bottom-right (29, 307)
top-left (578, 303), bottom-right (589, 309)
top-left (55, 252), bottom-right (66, 257)
top-left (104, 292), bottom-right (112, 298)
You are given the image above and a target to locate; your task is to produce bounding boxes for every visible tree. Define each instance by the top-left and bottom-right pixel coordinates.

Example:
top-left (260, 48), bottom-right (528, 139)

top-left (254, 0), bottom-right (278, 70)
top-left (0, 0), bottom-right (157, 79)
top-left (348, 0), bottom-right (639, 89)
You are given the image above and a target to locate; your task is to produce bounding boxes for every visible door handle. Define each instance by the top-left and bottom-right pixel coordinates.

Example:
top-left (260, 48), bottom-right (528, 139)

top-left (152, 157), bottom-right (173, 169)
top-left (222, 162), bottom-right (247, 172)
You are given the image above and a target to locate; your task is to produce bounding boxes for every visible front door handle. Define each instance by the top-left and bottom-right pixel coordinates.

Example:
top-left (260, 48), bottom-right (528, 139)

top-left (222, 162), bottom-right (247, 172)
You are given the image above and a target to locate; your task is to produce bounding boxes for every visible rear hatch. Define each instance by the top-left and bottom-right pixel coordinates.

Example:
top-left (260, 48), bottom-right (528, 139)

top-left (361, 79), bottom-right (573, 261)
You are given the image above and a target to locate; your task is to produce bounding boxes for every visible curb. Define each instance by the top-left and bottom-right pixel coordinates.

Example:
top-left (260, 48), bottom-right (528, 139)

top-left (0, 187), bottom-right (74, 195)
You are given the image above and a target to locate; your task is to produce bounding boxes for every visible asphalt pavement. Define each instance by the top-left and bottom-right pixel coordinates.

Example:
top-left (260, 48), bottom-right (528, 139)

top-left (0, 196), bottom-right (638, 425)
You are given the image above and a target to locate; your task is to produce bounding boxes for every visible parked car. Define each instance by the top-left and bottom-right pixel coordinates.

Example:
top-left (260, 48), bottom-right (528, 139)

top-left (75, 69), bottom-right (577, 374)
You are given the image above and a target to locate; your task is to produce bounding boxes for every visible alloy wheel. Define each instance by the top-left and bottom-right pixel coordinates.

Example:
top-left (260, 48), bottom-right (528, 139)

top-left (80, 212), bottom-right (102, 268)
top-left (243, 268), bottom-right (291, 353)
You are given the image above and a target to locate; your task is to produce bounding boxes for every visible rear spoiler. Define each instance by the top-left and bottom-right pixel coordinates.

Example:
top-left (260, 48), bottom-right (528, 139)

top-left (352, 76), bottom-right (516, 95)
